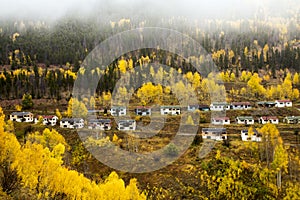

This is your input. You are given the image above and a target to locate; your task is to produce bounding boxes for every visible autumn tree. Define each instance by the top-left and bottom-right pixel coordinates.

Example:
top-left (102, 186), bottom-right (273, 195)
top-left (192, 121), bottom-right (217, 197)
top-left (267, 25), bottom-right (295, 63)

top-left (21, 94), bottom-right (33, 110)
top-left (136, 82), bottom-right (163, 105)
top-left (292, 73), bottom-right (299, 85)
top-left (65, 98), bottom-right (88, 118)
top-left (247, 73), bottom-right (266, 97)
top-left (55, 109), bottom-right (62, 120)
top-left (282, 72), bottom-right (293, 99)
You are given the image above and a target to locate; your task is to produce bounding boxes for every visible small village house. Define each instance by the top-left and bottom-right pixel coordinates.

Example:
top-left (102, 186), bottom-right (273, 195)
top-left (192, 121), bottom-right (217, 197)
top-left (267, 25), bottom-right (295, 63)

top-left (241, 129), bottom-right (262, 142)
top-left (9, 112), bottom-right (34, 122)
top-left (283, 116), bottom-right (300, 124)
top-left (160, 106), bottom-right (181, 115)
top-left (257, 101), bottom-right (276, 108)
top-left (259, 116), bottom-right (279, 124)
top-left (275, 100), bottom-right (292, 108)
top-left (211, 117), bottom-right (230, 125)
top-left (210, 102), bottom-right (230, 111)
top-left (135, 106), bottom-right (151, 116)
top-left (117, 120), bottom-right (136, 131)
top-left (60, 118), bottom-right (84, 129)
top-left (236, 116), bottom-right (255, 125)
top-left (88, 119), bottom-right (111, 130)
top-left (231, 102), bottom-right (252, 110)
top-left (198, 105), bottom-right (210, 111)
top-left (34, 115), bottom-right (58, 126)
top-left (202, 128), bottom-right (227, 141)
top-left (110, 106), bottom-right (126, 116)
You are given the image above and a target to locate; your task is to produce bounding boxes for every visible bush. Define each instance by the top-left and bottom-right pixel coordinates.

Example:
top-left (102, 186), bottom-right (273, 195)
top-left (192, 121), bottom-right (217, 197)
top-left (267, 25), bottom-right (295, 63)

top-left (164, 143), bottom-right (179, 157)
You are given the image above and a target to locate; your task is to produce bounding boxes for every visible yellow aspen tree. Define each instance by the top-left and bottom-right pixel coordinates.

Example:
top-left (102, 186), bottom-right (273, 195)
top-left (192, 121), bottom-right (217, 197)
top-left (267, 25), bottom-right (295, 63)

top-left (65, 98), bottom-right (88, 118)
top-left (55, 109), bottom-right (62, 120)
top-left (90, 96), bottom-right (96, 109)
top-left (185, 115), bottom-right (194, 125)
top-left (271, 138), bottom-right (288, 188)
top-left (118, 59), bottom-right (127, 74)
top-left (247, 73), bottom-right (266, 97)
top-left (193, 72), bottom-right (201, 89)
top-left (293, 73), bottom-right (299, 85)
top-left (15, 104), bottom-right (22, 111)
top-left (128, 58), bottom-right (134, 70)
top-left (263, 44), bottom-right (269, 62)
top-left (282, 72), bottom-right (293, 98)
top-left (292, 89), bottom-right (300, 100)
top-left (230, 72), bottom-right (235, 82)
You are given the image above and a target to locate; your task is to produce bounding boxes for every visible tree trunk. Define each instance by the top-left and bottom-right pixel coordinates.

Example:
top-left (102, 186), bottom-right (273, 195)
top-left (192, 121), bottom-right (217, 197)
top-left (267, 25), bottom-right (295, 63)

top-left (277, 169), bottom-right (282, 188)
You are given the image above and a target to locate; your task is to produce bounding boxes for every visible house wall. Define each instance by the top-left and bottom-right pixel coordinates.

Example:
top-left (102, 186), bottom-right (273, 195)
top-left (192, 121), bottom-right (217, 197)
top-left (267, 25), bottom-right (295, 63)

top-left (111, 108), bottom-right (126, 116)
top-left (160, 108), bottom-right (180, 115)
top-left (210, 105), bottom-right (230, 111)
top-left (236, 119), bottom-right (254, 125)
top-left (117, 122), bottom-right (136, 130)
top-left (211, 119), bottom-right (230, 125)
top-left (202, 131), bottom-right (227, 141)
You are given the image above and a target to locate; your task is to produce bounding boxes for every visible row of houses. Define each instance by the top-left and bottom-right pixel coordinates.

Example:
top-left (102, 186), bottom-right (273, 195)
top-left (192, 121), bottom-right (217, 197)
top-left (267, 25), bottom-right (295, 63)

top-left (9, 111), bottom-right (300, 130)
top-left (209, 100), bottom-right (292, 111)
top-left (8, 112), bottom-right (137, 131)
top-left (111, 106), bottom-right (181, 116)
top-left (8, 112), bottom-right (289, 143)
top-left (212, 116), bottom-right (279, 125)
top-left (110, 99), bottom-right (293, 116)
top-left (202, 128), bottom-right (262, 142)
top-left (211, 116), bottom-right (300, 125)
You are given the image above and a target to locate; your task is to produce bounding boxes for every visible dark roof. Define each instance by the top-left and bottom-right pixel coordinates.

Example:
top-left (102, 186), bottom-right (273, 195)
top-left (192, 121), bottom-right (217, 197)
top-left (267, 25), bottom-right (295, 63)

top-left (285, 116), bottom-right (300, 120)
top-left (199, 104), bottom-right (210, 108)
top-left (212, 117), bottom-right (230, 120)
top-left (257, 101), bottom-right (276, 105)
top-left (111, 106), bottom-right (126, 109)
top-left (61, 118), bottom-right (84, 123)
top-left (202, 128), bottom-right (226, 132)
top-left (88, 119), bottom-right (111, 123)
top-left (11, 112), bottom-right (32, 116)
top-left (236, 116), bottom-right (254, 120)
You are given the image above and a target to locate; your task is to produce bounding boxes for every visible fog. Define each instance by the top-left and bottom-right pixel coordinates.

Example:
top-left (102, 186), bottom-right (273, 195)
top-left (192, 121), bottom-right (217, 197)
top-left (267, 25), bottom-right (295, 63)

top-left (0, 0), bottom-right (299, 21)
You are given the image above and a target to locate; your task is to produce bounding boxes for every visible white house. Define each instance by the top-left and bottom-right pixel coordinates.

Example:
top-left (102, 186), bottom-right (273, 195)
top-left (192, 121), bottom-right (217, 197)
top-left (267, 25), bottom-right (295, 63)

top-left (241, 129), bottom-right (262, 142)
top-left (110, 106), bottom-right (126, 116)
top-left (117, 120), bottom-right (136, 131)
top-left (88, 119), bottom-right (111, 130)
top-left (9, 112), bottom-right (34, 122)
top-left (60, 118), bottom-right (84, 129)
top-left (35, 115), bottom-right (58, 126)
top-left (210, 102), bottom-right (230, 111)
top-left (259, 116), bottom-right (279, 124)
top-left (231, 102), bottom-right (252, 110)
top-left (283, 116), bottom-right (300, 124)
top-left (235, 116), bottom-right (255, 125)
top-left (135, 106), bottom-right (151, 116)
top-left (160, 106), bottom-right (181, 115)
top-left (275, 100), bottom-right (292, 108)
top-left (211, 117), bottom-right (230, 125)
top-left (202, 128), bottom-right (227, 141)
